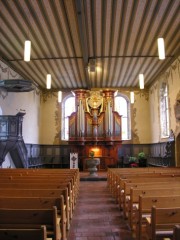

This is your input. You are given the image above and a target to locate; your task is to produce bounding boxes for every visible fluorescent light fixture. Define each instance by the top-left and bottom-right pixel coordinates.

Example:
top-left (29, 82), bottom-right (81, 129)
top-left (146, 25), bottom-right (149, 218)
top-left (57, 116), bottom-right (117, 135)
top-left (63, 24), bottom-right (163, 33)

top-left (139, 74), bottom-right (144, 89)
top-left (157, 38), bottom-right (165, 60)
top-left (24, 40), bottom-right (31, 62)
top-left (130, 91), bottom-right (134, 104)
top-left (46, 74), bottom-right (51, 89)
top-left (88, 59), bottom-right (96, 72)
top-left (58, 91), bottom-right (62, 103)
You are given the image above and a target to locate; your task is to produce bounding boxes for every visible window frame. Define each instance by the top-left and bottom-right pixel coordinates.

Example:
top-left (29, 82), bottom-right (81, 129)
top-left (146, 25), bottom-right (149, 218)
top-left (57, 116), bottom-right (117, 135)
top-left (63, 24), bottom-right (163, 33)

top-left (114, 93), bottom-right (131, 140)
top-left (160, 83), bottom-right (170, 138)
top-left (61, 94), bottom-right (75, 141)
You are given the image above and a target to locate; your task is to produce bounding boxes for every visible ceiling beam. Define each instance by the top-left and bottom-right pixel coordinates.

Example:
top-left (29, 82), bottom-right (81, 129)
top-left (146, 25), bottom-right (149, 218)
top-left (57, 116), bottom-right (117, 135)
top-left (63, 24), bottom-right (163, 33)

top-left (75, 0), bottom-right (91, 89)
top-left (8, 55), bottom-right (174, 62)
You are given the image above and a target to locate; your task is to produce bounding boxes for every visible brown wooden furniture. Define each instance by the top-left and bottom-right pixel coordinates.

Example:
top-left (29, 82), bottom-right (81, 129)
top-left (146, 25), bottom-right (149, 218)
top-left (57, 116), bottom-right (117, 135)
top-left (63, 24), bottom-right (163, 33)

top-left (0, 196), bottom-right (66, 240)
top-left (137, 195), bottom-right (180, 240)
top-left (0, 207), bottom-right (61, 240)
top-left (0, 226), bottom-right (47, 240)
top-left (0, 168), bottom-right (79, 240)
top-left (145, 206), bottom-right (180, 240)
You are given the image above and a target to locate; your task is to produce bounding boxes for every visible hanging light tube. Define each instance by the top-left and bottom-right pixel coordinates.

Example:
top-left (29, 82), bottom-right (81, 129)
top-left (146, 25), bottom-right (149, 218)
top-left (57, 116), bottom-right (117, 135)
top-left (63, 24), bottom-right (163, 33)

top-left (139, 74), bottom-right (144, 89)
top-left (157, 38), bottom-right (165, 60)
top-left (24, 40), bottom-right (31, 62)
top-left (58, 91), bottom-right (62, 103)
top-left (46, 74), bottom-right (51, 89)
top-left (130, 92), bottom-right (134, 104)
top-left (88, 58), bottom-right (96, 72)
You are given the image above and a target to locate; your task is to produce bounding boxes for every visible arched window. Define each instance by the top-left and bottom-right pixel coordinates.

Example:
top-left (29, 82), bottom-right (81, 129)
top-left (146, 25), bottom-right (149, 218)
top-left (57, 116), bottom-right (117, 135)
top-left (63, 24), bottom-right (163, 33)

top-left (114, 94), bottom-right (131, 140)
top-left (61, 95), bottom-right (75, 140)
top-left (160, 83), bottom-right (169, 138)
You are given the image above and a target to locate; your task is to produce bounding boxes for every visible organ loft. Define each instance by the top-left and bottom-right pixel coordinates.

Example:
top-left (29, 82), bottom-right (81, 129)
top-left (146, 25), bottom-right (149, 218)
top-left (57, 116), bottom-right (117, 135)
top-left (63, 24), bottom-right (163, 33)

top-left (68, 89), bottom-right (122, 171)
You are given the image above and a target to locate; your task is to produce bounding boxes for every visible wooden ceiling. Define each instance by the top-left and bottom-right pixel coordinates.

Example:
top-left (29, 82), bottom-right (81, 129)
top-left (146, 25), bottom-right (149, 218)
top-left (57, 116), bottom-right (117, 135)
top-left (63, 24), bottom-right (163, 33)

top-left (0, 0), bottom-right (179, 91)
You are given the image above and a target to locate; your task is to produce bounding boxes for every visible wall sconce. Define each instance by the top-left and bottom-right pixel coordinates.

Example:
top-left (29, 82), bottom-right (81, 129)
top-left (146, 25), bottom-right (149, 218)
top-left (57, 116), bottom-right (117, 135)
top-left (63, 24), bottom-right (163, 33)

top-left (139, 74), bottom-right (144, 89)
top-left (46, 74), bottom-right (51, 89)
top-left (58, 91), bottom-right (62, 103)
top-left (130, 91), bottom-right (134, 104)
top-left (157, 38), bottom-right (165, 60)
top-left (24, 40), bottom-right (31, 62)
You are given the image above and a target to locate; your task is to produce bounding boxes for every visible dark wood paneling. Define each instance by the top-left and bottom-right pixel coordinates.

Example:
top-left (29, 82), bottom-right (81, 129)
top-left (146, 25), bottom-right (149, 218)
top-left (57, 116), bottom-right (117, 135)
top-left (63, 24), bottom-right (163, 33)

top-left (25, 140), bottom-right (176, 169)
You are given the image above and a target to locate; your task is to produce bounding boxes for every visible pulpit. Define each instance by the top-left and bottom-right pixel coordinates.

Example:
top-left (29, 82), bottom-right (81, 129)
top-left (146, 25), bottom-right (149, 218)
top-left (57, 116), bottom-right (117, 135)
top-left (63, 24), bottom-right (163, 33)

top-left (68, 89), bottom-right (122, 170)
top-left (0, 112), bottom-right (28, 167)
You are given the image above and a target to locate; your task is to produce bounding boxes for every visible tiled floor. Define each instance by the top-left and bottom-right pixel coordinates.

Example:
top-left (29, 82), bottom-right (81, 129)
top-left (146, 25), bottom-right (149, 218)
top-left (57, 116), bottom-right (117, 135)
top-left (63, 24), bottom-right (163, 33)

top-left (67, 180), bottom-right (134, 240)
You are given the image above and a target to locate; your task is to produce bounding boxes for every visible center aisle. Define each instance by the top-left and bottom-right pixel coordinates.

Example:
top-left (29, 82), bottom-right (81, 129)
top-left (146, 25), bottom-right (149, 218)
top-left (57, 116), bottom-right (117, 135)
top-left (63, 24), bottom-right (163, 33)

top-left (68, 181), bottom-right (133, 240)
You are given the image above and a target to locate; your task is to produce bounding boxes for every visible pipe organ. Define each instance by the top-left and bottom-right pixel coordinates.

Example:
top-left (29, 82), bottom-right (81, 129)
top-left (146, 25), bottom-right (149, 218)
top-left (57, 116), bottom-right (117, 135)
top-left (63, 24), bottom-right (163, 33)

top-left (68, 89), bottom-right (122, 170)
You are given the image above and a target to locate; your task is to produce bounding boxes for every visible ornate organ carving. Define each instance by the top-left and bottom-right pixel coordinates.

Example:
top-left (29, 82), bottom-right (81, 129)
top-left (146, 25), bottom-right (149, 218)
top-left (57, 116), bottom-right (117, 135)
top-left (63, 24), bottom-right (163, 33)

top-left (68, 89), bottom-right (122, 145)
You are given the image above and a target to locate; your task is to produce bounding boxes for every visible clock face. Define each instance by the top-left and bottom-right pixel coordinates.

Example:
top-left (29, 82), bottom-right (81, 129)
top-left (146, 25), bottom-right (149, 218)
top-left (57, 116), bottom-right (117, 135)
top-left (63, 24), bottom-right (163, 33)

top-left (87, 91), bottom-right (103, 109)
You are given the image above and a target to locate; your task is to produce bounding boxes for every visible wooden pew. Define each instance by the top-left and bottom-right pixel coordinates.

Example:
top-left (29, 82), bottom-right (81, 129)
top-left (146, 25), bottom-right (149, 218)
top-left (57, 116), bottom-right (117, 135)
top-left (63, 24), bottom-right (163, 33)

top-left (0, 225), bottom-right (47, 240)
top-left (123, 181), bottom-right (180, 219)
top-left (0, 188), bottom-right (70, 234)
top-left (0, 168), bottom-right (79, 240)
top-left (0, 169), bottom-right (79, 201)
top-left (0, 196), bottom-right (66, 240)
top-left (137, 195), bottom-right (180, 240)
top-left (0, 181), bottom-right (73, 220)
top-left (129, 187), bottom-right (180, 231)
top-left (144, 206), bottom-right (180, 240)
top-left (121, 181), bottom-right (180, 212)
top-left (174, 225), bottom-right (180, 240)
top-left (0, 179), bottom-right (74, 220)
top-left (107, 168), bottom-right (180, 196)
top-left (0, 207), bottom-right (61, 240)
top-left (107, 168), bottom-right (180, 240)
top-left (116, 174), bottom-right (180, 203)
top-left (0, 176), bottom-right (75, 203)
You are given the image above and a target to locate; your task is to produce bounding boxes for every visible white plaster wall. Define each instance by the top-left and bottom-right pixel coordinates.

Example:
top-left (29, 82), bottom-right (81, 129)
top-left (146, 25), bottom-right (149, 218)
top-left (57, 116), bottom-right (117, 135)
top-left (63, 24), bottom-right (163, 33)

top-left (0, 60), bottom-right (41, 144)
top-left (40, 94), bottom-right (59, 144)
top-left (149, 57), bottom-right (180, 143)
top-left (133, 92), bottom-right (151, 143)
top-left (149, 82), bottom-right (161, 143)
top-left (168, 62), bottom-right (180, 134)
top-left (0, 91), bottom-right (41, 144)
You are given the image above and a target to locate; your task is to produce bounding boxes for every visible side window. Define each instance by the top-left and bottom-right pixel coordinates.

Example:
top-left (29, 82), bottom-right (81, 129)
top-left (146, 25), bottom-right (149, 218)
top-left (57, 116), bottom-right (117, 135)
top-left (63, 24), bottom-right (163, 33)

top-left (114, 95), bottom-right (131, 140)
top-left (61, 95), bottom-right (75, 140)
top-left (160, 83), bottom-right (169, 138)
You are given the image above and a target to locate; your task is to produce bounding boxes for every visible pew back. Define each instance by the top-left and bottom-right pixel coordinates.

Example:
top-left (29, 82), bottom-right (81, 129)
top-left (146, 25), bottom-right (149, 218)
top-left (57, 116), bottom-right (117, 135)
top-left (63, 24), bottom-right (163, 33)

top-left (0, 206), bottom-right (60, 240)
top-left (0, 226), bottom-right (47, 240)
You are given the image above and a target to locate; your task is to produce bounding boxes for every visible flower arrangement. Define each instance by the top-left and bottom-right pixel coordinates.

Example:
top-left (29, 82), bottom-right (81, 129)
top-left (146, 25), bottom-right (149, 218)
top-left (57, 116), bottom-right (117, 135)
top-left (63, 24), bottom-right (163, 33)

top-left (138, 152), bottom-right (147, 167)
top-left (129, 156), bottom-right (137, 163)
top-left (138, 152), bottom-right (146, 159)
